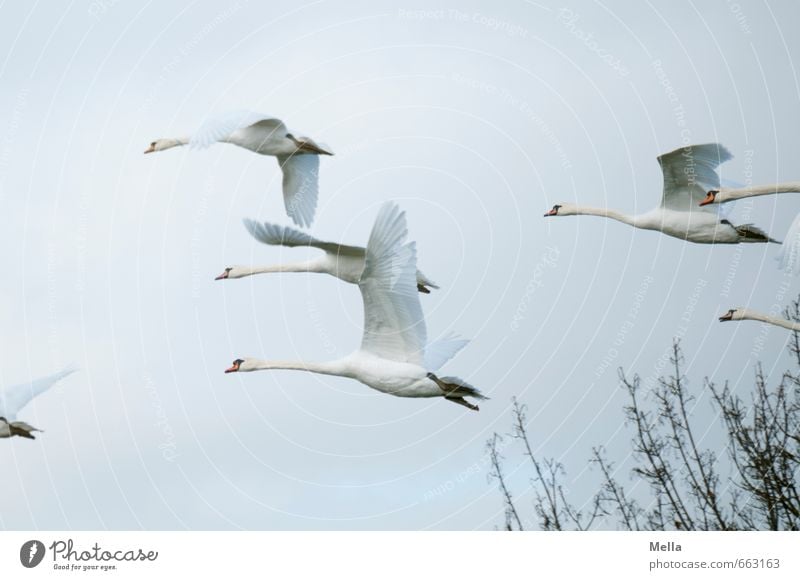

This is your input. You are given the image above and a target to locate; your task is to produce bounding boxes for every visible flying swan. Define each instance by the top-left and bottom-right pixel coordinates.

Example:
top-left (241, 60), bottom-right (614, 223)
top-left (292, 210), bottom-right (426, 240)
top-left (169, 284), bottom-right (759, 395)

top-left (145, 111), bottom-right (333, 228)
top-left (718, 308), bottom-right (800, 331)
top-left (0, 368), bottom-right (76, 440)
top-left (544, 143), bottom-right (779, 244)
top-left (699, 182), bottom-right (800, 206)
top-left (225, 202), bottom-right (486, 411)
top-left (215, 219), bottom-right (440, 293)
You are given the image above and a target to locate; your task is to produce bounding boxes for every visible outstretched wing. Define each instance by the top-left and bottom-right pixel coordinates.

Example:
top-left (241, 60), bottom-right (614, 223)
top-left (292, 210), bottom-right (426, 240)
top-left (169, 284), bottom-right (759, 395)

top-left (277, 154), bottom-right (320, 228)
top-left (422, 333), bottom-right (469, 371)
top-left (242, 219), bottom-right (363, 256)
top-left (190, 111), bottom-right (286, 150)
top-left (0, 368), bottom-right (76, 421)
top-left (777, 213), bottom-right (800, 274)
top-left (658, 143), bottom-right (732, 212)
top-left (359, 203), bottom-right (426, 364)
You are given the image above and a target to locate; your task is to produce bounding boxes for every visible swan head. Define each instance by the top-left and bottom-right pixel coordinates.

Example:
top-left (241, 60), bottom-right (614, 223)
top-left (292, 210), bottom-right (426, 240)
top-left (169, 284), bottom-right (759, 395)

top-left (719, 307), bottom-right (747, 322)
top-left (144, 138), bottom-right (182, 154)
top-left (225, 358), bottom-right (247, 373)
top-left (699, 190), bottom-right (719, 206)
top-left (543, 203), bottom-right (576, 217)
top-left (214, 266), bottom-right (249, 280)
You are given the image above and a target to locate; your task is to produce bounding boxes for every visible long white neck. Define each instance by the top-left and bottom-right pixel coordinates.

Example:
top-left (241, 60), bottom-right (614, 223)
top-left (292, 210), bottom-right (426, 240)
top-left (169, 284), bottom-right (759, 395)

top-left (237, 260), bottom-right (327, 278)
top-left (245, 359), bottom-right (347, 376)
top-left (742, 311), bottom-right (800, 331)
top-left (572, 206), bottom-right (638, 227)
top-left (717, 182), bottom-right (800, 203)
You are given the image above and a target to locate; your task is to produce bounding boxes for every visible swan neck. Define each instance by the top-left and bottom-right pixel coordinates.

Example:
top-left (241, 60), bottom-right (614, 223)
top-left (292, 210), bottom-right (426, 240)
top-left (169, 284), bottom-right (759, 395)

top-left (242, 260), bottom-right (324, 277)
top-left (250, 359), bottom-right (345, 376)
top-left (719, 182), bottom-right (800, 202)
top-left (576, 206), bottom-right (636, 226)
top-left (745, 311), bottom-right (800, 331)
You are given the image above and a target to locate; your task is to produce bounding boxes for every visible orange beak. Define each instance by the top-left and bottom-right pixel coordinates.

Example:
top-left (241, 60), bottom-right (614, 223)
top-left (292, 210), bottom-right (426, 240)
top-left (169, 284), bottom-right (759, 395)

top-left (144, 144), bottom-right (156, 154)
top-left (543, 208), bottom-right (558, 217)
top-left (224, 363), bottom-right (239, 373)
top-left (699, 191), bottom-right (716, 206)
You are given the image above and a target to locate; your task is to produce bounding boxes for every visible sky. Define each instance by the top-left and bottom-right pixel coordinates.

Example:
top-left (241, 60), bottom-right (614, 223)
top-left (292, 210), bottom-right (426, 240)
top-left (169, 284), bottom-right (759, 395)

top-left (1, 0), bottom-right (799, 530)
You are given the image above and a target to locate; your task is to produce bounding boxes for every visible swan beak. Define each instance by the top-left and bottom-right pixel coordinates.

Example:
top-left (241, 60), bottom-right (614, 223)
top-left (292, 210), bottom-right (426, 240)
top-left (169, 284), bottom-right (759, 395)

top-left (224, 364), bottom-right (238, 373)
top-left (543, 208), bottom-right (557, 217)
top-left (144, 145), bottom-right (156, 154)
top-left (699, 191), bottom-right (716, 206)
top-left (719, 312), bottom-right (733, 322)
top-left (214, 272), bottom-right (227, 281)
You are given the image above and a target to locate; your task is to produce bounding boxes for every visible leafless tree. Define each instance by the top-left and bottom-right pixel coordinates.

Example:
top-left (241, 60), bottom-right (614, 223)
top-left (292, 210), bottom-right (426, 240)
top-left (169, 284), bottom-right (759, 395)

top-left (489, 300), bottom-right (800, 531)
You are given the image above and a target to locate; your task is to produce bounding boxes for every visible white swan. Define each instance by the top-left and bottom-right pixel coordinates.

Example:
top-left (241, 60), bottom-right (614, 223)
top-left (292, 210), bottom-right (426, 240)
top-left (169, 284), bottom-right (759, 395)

top-left (699, 182), bottom-right (800, 206)
top-left (145, 111), bottom-right (333, 228)
top-left (215, 219), bottom-right (440, 293)
top-left (225, 202), bottom-right (485, 411)
top-left (718, 308), bottom-right (800, 331)
top-left (0, 368), bottom-right (76, 440)
top-left (544, 143), bottom-right (779, 244)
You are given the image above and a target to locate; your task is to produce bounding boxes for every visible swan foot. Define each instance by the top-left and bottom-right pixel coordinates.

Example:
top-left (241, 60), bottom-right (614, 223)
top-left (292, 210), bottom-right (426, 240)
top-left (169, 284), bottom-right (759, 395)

top-left (427, 373), bottom-right (481, 411)
top-left (417, 283), bottom-right (431, 294)
top-left (723, 220), bottom-right (781, 244)
top-left (445, 396), bottom-right (480, 412)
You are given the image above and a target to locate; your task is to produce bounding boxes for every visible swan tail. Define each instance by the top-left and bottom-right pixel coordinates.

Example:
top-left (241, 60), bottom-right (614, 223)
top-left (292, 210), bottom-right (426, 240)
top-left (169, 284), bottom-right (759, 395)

top-left (426, 373), bottom-right (488, 411)
top-left (734, 223), bottom-right (781, 244)
top-left (415, 270), bottom-right (439, 293)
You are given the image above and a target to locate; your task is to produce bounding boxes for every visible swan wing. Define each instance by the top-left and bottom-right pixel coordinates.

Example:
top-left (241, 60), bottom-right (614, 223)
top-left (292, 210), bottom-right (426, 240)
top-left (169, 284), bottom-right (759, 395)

top-left (0, 368), bottom-right (76, 421)
top-left (359, 203), bottom-right (426, 364)
top-left (422, 333), bottom-right (469, 371)
top-left (277, 154), bottom-right (319, 228)
top-left (658, 143), bottom-right (732, 212)
top-left (776, 213), bottom-right (800, 274)
top-left (242, 219), bottom-right (363, 256)
top-left (190, 111), bottom-right (286, 149)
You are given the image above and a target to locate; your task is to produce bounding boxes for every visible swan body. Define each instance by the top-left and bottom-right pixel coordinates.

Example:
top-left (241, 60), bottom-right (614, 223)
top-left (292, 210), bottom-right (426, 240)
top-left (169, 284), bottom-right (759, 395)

top-left (145, 111), bottom-right (333, 228)
top-left (225, 203), bottom-right (484, 411)
top-left (544, 143), bottom-right (779, 244)
top-left (0, 368), bottom-right (76, 440)
top-left (700, 182), bottom-right (800, 205)
top-left (215, 219), bottom-right (439, 293)
top-left (719, 307), bottom-right (800, 331)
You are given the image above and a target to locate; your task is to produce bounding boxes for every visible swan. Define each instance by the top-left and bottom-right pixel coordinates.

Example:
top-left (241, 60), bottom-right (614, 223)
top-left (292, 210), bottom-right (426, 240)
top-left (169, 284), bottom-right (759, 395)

top-left (0, 368), bottom-right (76, 440)
top-left (224, 202), bottom-right (486, 411)
top-left (144, 111), bottom-right (333, 228)
top-left (544, 143), bottom-right (779, 244)
top-left (700, 182), bottom-right (800, 206)
top-left (718, 307), bottom-right (800, 331)
top-left (215, 219), bottom-right (440, 293)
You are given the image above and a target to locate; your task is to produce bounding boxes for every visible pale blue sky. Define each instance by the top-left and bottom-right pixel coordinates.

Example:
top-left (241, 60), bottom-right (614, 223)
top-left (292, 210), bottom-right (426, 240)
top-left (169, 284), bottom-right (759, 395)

top-left (1, 0), bottom-right (799, 530)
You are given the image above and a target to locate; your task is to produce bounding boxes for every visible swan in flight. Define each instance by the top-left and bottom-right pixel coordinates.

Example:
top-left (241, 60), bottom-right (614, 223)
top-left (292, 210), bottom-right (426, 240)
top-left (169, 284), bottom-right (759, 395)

top-left (699, 182), bottom-right (800, 206)
top-left (718, 308), bottom-right (800, 331)
top-left (145, 111), bottom-right (333, 228)
top-left (0, 368), bottom-right (76, 440)
top-left (215, 219), bottom-right (440, 293)
top-left (225, 203), bottom-right (486, 411)
top-left (544, 143), bottom-right (779, 244)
